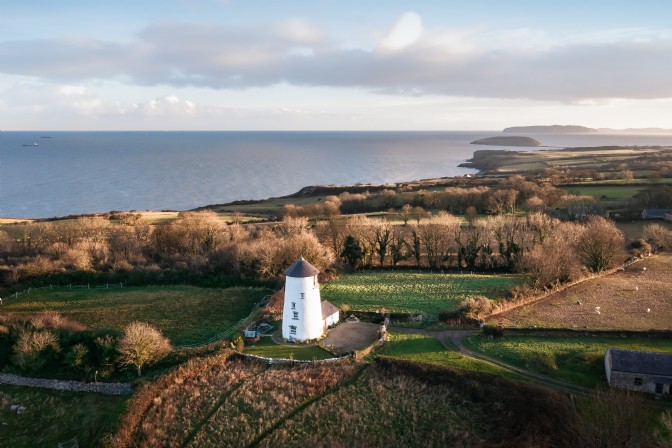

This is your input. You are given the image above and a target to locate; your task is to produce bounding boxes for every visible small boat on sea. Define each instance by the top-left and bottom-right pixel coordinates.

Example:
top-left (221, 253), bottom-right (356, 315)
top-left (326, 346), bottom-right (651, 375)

top-left (22, 142), bottom-right (38, 147)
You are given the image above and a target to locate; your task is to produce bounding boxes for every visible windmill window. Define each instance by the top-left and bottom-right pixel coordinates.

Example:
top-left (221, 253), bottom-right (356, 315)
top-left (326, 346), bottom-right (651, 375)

top-left (291, 302), bottom-right (296, 310)
top-left (293, 311), bottom-right (299, 320)
top-left (289, 325), bottom-right (297, 335)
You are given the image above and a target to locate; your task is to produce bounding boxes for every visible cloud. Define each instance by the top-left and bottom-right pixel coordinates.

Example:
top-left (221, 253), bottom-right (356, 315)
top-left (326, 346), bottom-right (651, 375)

top-left (1, 15), bottom-right (672, 101)
top-left (0, 81), bottom-right (201, 119)
top-left (379, 12), bottom-right (423, 51)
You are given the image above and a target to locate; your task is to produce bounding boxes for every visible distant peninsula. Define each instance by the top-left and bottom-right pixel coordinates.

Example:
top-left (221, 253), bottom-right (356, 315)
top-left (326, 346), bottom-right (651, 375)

top-left (471, 136), bottom-right (542, 147)
top-left (503, 125), bottom-right (597, 134)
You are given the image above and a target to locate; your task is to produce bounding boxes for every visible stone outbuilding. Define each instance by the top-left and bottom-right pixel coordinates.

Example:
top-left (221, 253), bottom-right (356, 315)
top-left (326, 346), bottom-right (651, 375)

top-left (321, 301), bottom-right (340, 330)
top-left (641, 208), bottom-right (672, 220)
top-left (605, 348), bottom-right (672, 395)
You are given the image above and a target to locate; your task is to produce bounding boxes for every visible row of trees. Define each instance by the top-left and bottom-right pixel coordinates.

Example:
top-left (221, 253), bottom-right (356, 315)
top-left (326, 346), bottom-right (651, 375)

top-left (281, 176), bottom-right (601, 218)
top-left (3, 208), bottom-right (672, 291)
top-left (319, 213), bottom-right (627, 286)
top-left (0, 211), bottom-right (334, 286)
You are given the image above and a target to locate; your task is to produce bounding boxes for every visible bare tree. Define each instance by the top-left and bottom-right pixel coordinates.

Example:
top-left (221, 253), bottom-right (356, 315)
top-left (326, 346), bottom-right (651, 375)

top-left (13, 330), bottom-right (60, 372)
top-left (400, 204), bottom-right (413, 225)
top-left (518, 222), bottom-right (580, 288)
top-left (389, 227), bottom-right (409, 267)
top-left (418, 213), bottom-right (460, 269)
top-left (577, 216), bottom-right (625, 272)
top-left (373, 221), bottom-right (392, 267)
top-left (643, 223), bottom-right (672, 252)
top-left (117, 322), bottom-right (172, 376)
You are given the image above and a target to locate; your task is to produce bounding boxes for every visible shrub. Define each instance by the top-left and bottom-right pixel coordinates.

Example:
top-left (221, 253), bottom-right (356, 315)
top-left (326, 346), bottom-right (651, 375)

top-left (117, 322), bottom-right (172, 376)
top-left (460, 296), bottom-right (497, 320)
top-left (13, 329), bottom-right (60, 372)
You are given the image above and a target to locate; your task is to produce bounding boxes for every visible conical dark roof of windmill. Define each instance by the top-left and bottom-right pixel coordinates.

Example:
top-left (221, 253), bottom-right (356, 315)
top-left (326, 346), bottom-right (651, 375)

top-left (285, 257), bottom-right (320, 278)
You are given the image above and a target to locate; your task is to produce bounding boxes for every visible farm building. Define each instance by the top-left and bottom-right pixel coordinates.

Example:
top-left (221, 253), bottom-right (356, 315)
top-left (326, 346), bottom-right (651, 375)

top-left (605, 348), bottom-right (672, 395)
top-left (243, 322), bottom-right (261, 342)
top-left (641, 208), bottom-right (672, 220)
top-left (282, 257), bottom-right (340, 342)
top-left (322, 301), bottom-right (340, 329)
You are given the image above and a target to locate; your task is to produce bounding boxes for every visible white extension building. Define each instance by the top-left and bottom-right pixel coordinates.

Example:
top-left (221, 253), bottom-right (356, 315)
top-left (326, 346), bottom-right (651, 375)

top-left (282, 257), bottom-right (339, 342)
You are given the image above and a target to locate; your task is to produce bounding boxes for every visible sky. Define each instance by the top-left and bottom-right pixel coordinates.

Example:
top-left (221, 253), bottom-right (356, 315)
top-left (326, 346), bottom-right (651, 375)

top-left (2, 0), bottom-right (672, 131)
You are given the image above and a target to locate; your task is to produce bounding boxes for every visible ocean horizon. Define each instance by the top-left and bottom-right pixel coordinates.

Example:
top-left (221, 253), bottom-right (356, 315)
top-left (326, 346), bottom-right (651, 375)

top-left (3, 130), bottom-right (672, 219)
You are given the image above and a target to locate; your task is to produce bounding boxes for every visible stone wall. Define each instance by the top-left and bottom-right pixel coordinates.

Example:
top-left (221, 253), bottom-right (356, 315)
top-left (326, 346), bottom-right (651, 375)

top-left (235, 352), bottom-right (349, 365)
top-left (609, 371), bottom-right (672, 395)
top-left (0, 373), bottom-right (133, 395)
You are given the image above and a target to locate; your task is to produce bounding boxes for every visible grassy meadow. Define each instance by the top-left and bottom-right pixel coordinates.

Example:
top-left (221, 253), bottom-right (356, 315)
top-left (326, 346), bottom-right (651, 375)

top-left (493, 254), bottom-right (672, 331)
top-left (321, 271), bottom-right (521, 318)
top-left (243, 336), bottom-right (333, 360)
top-left (561, 184), bottom-right (646, 207)
top-left (377, 332), bottom-right (512, 376)
top-left (0, 385), bottom-right (126, 448)
top-left (1, 286), bottom-right (272, 345)
top-left (464, 335), bottom-right (672, 388)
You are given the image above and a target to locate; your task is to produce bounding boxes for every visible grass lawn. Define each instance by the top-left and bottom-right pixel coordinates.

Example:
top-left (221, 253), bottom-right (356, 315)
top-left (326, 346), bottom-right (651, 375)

top-left (244, 335), bottom-right (333, 360)
top-left (0, 385), bottom-right (126, 448)
top-left (2, 286), bottom-right (272, 345)
top-left (321, 271), bottom-right (520, 318)
top-left (377, 332), bottom-right (513, 376)
top-left (464, 335), bottom-right (672, 388)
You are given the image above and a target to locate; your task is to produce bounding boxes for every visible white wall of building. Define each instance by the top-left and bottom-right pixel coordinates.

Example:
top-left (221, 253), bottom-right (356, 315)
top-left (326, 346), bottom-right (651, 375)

top-left (282, 274), bottom-right (323, 341)
top-left (324, 311), bottom-right (339, 329)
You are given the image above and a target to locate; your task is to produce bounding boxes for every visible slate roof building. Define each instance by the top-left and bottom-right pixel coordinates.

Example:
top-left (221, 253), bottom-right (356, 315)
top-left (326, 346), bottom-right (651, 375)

top-left (641, 208), bottom-right (672, 220)
top-left (605, 348), bottom-right (672, 395)
top-left (282, 258), bottom-right (340, 342)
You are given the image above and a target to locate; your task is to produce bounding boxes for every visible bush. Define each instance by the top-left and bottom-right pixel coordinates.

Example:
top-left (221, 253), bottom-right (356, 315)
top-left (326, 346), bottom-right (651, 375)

top-left (482, 324), bottom-right (504, 337)
top-left (460, 296), bottom-right (497, 320)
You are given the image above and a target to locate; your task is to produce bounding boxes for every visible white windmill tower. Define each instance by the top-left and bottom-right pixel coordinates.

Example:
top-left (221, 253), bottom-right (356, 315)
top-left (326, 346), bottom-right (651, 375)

top-left (282, 257), bottom-right (324, 342)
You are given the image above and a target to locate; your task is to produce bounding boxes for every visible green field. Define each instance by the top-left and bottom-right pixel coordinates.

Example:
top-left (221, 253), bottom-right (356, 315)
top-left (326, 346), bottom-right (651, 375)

top-left (2, 286), bottom-right (272, 345)
top-left (0, 385), bottom-right (125, 448)
top-left (377, 332), bottom-right (512, 376)
top-left (464, 335), bottom-right (672, 388)
top-left (561, 184), bottom-right (647, 208)
top-left (243, 336), bottom-right (333, 360)
top-left (321, 271), bottom-right (520, 317)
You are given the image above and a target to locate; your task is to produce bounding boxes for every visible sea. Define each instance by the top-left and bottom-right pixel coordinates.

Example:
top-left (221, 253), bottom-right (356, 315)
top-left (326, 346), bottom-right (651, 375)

top-left (2, 131), bottom-right (672, 219)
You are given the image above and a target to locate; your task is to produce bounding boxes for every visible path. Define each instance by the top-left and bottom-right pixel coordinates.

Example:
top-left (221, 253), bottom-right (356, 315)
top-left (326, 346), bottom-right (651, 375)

top-left (389, 326), bottom-right (592, 395)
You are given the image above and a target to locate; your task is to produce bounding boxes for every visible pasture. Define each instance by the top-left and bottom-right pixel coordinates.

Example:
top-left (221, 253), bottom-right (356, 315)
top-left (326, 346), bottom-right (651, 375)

top-left (464, 335), bottom-right (672, 388)
top-left (0, 385), bottom-right (125, 448)
top-left (377, 332), bottom-right (511, 376)
top-left (321, 271), bottom-right (520, 318)
top-left (561, 184), bottom-right (645, 207)
top-left (492, 255), bottom-right (672, 331)
top-left (1, 286), bottom-right (272, 345)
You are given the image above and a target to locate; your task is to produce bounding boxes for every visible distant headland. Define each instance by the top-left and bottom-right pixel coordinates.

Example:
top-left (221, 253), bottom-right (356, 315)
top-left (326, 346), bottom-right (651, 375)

top-left (471, 136), bottom-right (542, 147)
top-left (503, 125), bottom-right (596, 134)
top-left (503, 124), bottom-right (672, 134)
